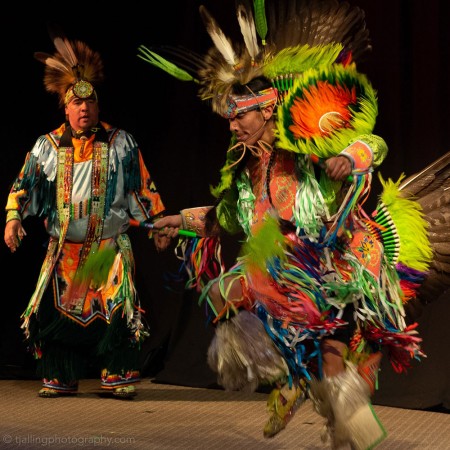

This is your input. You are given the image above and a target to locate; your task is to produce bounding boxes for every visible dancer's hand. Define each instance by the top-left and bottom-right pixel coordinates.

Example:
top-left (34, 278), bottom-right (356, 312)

top-left (325, 156), bottom-right (352, 181)
top-left (152, 215), bottom-right (182, 251)
top-left (4, 219), bottom-right (26, 253)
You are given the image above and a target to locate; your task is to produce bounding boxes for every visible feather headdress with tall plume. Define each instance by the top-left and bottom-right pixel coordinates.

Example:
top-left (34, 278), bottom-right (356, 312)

top-left (138, 0), bottom-right (370, 116)
top-left (34, 24), bottom-right (104, 106)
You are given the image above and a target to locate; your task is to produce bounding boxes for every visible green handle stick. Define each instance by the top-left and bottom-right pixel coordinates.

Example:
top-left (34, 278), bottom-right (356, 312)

top-left (129, 219), bottom-right (197, 238)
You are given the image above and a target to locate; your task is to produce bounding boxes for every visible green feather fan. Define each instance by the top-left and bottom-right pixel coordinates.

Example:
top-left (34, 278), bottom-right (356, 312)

top-left (75, 245), bottom-right (117, 289)
top-left (241, 214), bottom-right (287, 272)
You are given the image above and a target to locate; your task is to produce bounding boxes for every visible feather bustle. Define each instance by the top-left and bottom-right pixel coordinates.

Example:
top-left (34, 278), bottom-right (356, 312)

top-left (397, 151), bottom-right (450, 304)
top-left (417, 186), bottom-right (450, 212)
top-left (400, 152), bottom-right (450, 195)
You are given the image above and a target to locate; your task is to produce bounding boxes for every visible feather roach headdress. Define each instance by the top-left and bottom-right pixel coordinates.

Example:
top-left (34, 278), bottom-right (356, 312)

top-left (138, 0), bottom-right (371, 117)
top-left (35, 25), bottom-right (104, 107)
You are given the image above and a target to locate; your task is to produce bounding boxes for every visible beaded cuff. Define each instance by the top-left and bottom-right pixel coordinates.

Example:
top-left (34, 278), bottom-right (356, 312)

top-left (341, 140), bottom-right (373, 174)
top-left (6, 210), bottom-right (21, 224)
top-left (180, 206), bottom-right (213, 237)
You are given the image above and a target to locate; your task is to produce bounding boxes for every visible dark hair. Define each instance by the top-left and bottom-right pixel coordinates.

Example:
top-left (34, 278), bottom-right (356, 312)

top-left (231, 76), bottom-right (273, 96)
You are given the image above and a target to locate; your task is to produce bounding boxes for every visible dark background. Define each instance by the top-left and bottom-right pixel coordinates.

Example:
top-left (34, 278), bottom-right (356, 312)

top-left (1, 0), bottom-right (449, 411)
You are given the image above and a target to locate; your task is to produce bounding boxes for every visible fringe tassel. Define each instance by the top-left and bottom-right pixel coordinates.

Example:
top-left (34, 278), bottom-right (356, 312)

top-left (175, 236), bottom-right (225, 291)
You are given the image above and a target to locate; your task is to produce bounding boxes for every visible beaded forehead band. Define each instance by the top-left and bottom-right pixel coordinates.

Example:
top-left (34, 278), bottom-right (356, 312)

top-left (64, 80), bottom-right (97, 105)
top-left (222, 87), bottom-right (278, 119)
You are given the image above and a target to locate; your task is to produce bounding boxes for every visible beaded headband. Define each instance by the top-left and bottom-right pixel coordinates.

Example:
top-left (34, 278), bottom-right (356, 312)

top-left (222, 87), bottom-right (278, 119)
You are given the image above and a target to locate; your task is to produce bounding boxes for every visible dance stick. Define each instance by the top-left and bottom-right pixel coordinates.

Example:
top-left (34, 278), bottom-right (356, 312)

top-left (129, 218), bottom-right (197, 237)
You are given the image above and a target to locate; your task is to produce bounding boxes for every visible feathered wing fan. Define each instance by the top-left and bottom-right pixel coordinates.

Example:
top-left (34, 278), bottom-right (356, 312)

top-left (35, 24), bottom-right (104, 106)
top-left (399, 151), bottom-right (450, 304)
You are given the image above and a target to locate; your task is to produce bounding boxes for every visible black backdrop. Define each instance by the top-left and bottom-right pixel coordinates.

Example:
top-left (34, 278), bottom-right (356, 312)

top-left (1, 0), bottom-right (449, 410)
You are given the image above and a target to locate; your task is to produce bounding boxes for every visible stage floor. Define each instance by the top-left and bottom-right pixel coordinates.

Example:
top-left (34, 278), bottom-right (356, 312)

top-left (0, 378), bottom-right (448, 449)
